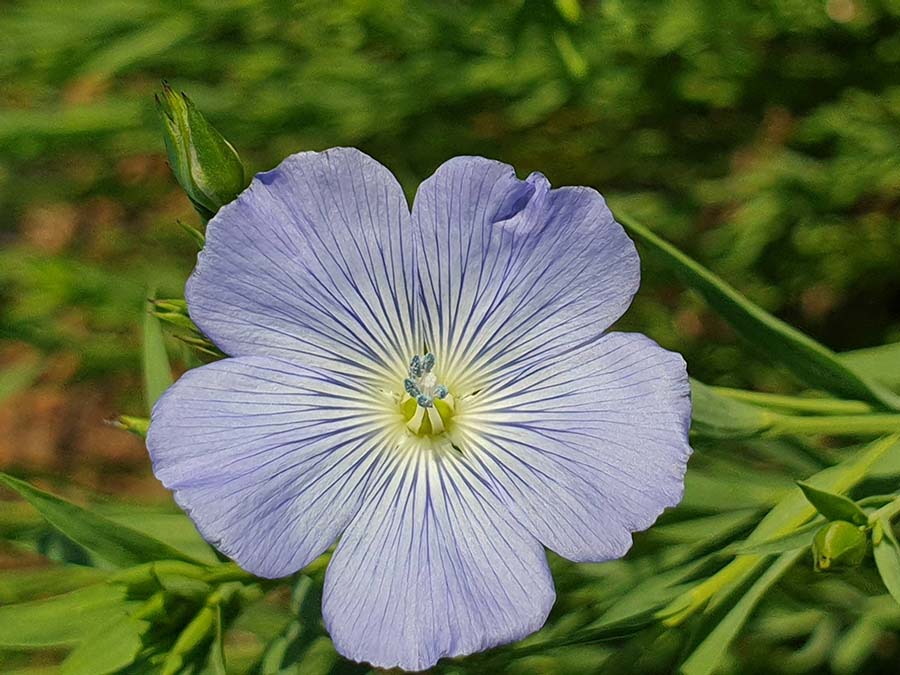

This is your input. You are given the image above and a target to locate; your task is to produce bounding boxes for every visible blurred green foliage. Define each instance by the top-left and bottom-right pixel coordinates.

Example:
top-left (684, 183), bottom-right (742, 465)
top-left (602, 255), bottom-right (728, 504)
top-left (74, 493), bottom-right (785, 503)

top-left (2, 0), bottom-right (900, 392)
top-left (3, 1), bottom-right (900, 674)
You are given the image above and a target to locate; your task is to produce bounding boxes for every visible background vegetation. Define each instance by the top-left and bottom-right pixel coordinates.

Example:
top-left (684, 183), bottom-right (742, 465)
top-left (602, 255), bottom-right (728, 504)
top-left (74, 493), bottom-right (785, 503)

top-left (2, 1), bottom-right (900, 673)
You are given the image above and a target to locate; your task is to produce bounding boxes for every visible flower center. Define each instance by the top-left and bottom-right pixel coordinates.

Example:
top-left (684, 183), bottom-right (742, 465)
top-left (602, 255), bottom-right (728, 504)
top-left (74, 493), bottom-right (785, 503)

top-left (401, 353), bottom-right (454, 436)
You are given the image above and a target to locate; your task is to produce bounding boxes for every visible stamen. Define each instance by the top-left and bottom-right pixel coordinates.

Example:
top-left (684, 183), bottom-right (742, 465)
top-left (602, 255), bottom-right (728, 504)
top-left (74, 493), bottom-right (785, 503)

top-left (403, 352), bottom-right (454, 436)
top-left (409, 355), bottom-right (423, 379)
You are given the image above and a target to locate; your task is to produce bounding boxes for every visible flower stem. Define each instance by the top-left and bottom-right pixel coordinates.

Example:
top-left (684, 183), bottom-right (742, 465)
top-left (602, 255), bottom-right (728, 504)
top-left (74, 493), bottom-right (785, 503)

top-left (713, 387), bottom-right (873, 415)
top-left (869, 495), bottom-right (900, 525)
top-left (766, 414), bottom-right (900, 437)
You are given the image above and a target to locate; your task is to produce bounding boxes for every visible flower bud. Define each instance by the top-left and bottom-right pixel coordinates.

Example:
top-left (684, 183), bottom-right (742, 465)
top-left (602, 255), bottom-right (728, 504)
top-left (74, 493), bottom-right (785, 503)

top-left (811, 520), bottom-right (867, 571)
top-left (156, 82), bottom-right (246, 220)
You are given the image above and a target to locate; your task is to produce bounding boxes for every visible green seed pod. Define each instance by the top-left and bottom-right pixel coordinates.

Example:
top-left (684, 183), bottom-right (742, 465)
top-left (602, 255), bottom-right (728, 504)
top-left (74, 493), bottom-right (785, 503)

top-left (811, 520), bottom-right (867, 571)
top-left (156, 82), bottom-right (246, 220)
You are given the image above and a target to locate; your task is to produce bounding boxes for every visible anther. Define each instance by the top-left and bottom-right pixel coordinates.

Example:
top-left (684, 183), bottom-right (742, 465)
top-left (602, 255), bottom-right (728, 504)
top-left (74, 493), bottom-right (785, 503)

top-left (404, 378), bottom-right (420, 397)
top-left (409, 355), bottom-right (423, 379)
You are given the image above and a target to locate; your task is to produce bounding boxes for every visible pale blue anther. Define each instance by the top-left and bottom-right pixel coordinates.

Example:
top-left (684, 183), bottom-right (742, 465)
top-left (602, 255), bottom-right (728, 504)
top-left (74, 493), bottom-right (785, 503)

top-left (404, 378), bottom-right (420, 397)
top-left (434, 384), bottom-right (449, 399)
top-left (422, 353), bottom-right (435, 372)
top-left (409, 355), bottom-right (423, 379)
top-left (416, 394), bottom-right (433, 408)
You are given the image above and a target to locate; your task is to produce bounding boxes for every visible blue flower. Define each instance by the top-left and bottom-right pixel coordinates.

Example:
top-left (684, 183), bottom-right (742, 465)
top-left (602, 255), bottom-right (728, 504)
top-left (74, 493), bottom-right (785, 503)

top-left (147, 149), bottom-right (692, 671)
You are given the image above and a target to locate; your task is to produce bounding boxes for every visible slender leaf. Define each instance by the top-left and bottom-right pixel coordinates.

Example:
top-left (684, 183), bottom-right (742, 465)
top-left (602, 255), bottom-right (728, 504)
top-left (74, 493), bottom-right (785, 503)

top-left (796, 481), bottom-right (868, 525)
top-left (680, 549), bottom-right (805, 675)
top-left (841, 342), bottom-right (900, 392)
top-left (178, 220), bottom-right (206, 249)
top-left (830, 615), bottom-right (884, 675)
top-left (0, 473), bottom-right (200, 567)
top-left (143, 294), bottom-right (174, 414)
top-left (255, 575), bottom-right (322, 675)
top-left (181, 604), bottom-right (230, 675)
top-left (0, 585), bottom-right (131, 647)
top-left (873, 518), bottom-right (900, 606)
top-left (99, 508), bottom-right (218, 564)
top-left (615, 212), bottom-right (900, 410)
top-left (0, 566), bottom-right (108, 605)
top-left (731, 520), bottom-right (821, 556)
top-left (205, 605), bottom-right (227, 675)
top-left (60, 616), bottom-right (148, 675)
top-left (659, 434), bottom-right (898, 670)
top-left (690, 380), bottom-right (774, 439)
top-left (651, 510), bottom-right (758, 544)
top-left (593, 556), bottom-right (716, 630)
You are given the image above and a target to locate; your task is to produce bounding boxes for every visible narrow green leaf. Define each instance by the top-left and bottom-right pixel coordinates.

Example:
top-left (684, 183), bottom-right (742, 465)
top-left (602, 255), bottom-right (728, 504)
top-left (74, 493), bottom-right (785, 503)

top-left (690, 380), bottom-right (774, 439)
top-left (841, 342), bottom-right (900, 392)
top-left (830, 615), bottom-right (883, 675)
top-left (659, 433), bottom-right (898, 655)
top-left (178, 220), bottom-right (206, 249)
top-left (651, 510), bottom-right (758, 544)
top-left (0, 566), bottom-right (108, 605)
top-left (256, 575), bottom-right (322, 675)
top-left (594, 556), bottom-right (716, 630)
top-left (681, 460), bottom-right (791, 512)
top-left (143, 294), bottom-right (174, 414)
top-left (712, 386), bottom-right (872, 415)
top-left (60, 615), bottom-right (148, 675)
top-left (0, 585), bottom-right (130, 647)
top-left (0, 472), bottom-right (200, 567)
top-left (616, 212), bottom-right (900, 410)
top-left (207, 605), bottom-right (227, 675)
top-left (731, 520), bottom-right (821, 556)
top-left (680, 549), bottom-right (804, 675)
top-left (796, 481), bottom-right (868, 525)
top-left (873, 518), bottom-right (900, 606)
top-left (100, 507), bottom-right (218, 564)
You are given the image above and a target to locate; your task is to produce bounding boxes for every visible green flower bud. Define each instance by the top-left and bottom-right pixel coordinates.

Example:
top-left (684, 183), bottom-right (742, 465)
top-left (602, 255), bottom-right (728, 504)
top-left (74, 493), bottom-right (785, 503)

top-left (811, 520), bottom-right (867, 571)
top-left (156, 82), bottom-right (246, 220)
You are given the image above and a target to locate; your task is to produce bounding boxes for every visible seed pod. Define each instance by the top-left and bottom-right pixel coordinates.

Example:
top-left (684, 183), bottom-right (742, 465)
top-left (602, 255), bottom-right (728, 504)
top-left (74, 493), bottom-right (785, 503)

top-left (811, 520), bottom-right (867, 571)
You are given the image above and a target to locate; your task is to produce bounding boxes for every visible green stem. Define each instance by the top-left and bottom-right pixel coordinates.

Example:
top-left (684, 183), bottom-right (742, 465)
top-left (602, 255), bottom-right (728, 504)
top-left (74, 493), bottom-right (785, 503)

top-left (713, 387), bottom-right (872, 415)
top-left (869, 495), bottom-right (900, 525)
top-left (768, 414), bottom-right (900, 437)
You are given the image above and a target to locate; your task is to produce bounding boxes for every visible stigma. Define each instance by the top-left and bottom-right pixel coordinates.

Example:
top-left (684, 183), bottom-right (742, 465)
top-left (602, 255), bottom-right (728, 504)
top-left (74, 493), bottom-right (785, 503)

top-left (402, 353), bottom-right (454, 436)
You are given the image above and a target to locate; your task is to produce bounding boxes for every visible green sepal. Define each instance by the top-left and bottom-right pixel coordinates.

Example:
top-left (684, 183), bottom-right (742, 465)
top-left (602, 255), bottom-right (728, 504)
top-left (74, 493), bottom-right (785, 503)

top-left (156, 82), bottom-right (246, 219)
top-left (796, 481), bottom-right (868, 525)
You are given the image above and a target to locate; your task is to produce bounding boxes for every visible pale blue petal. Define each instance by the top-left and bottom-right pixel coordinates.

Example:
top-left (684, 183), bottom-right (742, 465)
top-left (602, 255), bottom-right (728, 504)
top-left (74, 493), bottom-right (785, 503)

top-left (411, 156), bottom-right (639, 394)
top-left (455, 332), bottom-right (692, 562)
top-left (322, 450), bottom-right (555, 671)
top-left (147, 356), bottom-right (393, 578)
top-left (187, 148), bottom-right (418, 387)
